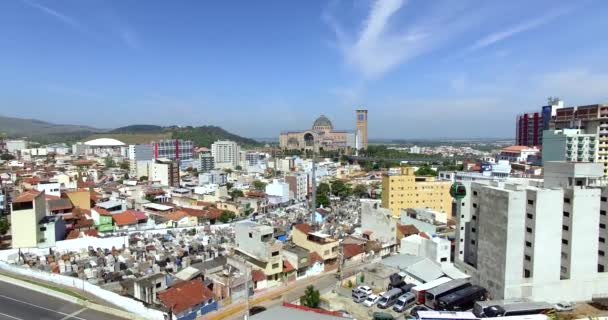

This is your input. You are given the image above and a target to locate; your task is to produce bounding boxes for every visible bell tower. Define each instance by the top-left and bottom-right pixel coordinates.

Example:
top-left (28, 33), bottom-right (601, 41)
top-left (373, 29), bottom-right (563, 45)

top-left (355, 109), bottom-right (368, 150)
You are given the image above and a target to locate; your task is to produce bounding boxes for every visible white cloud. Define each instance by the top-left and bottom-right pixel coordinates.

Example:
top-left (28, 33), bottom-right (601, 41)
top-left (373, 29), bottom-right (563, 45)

top-left (538, 69), bottom-right (608, 102)
top-left (466, 6), bottom-right (572, 52)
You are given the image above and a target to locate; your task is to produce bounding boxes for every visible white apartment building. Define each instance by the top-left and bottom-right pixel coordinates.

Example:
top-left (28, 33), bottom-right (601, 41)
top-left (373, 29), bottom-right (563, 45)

top-left (542, 129), bottom-right (598, 164)
top-left (455, 161), bottom-right (608, 302)
top-left (5, 140), bottom-right (28, 153)
top-left (361, 199), bottom-right (397, 256)
top-left (400, 234), bottom-right (451, 264)
top-left (211, 140), bottom-right (240, 169)
top-left (285, 173), bottom-right (308, 201)
top-left (128, 144), bottom-right (153, 177)
top-left (149, 159), bottom-right (179, 187)
top-left (265, 179), bottom-right (290, 204)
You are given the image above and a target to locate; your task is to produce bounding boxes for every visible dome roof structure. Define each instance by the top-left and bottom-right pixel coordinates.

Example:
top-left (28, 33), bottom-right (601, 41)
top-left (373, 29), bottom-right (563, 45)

top-left (312, 115), bottom-right (333, 130)
top-left (84, 138), bottom-right (126, 146)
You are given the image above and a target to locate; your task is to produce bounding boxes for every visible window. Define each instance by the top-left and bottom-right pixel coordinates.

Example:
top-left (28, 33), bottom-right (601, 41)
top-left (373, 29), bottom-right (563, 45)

top-left (473, 191), bottom-right (478, 196)
top-left (562, 225), bottom-right (569, 231)
top-left (472, 215), bottom-right (477, 221)
top-left (602, 224), bottom-right (607, 229)
top-left (602, 210), bottom-right (607, 216)
top-left (471, 240), bottom-right (476, 245)
top-left (39, 227), bottom-right (46, 232)
top-left (602, 197), bottom-right (607, 202)
top-left (324, 250), bottom-right (329, 255)
top-left (601, 250), bottom-right (606, 257)
top-left (561, 252), bottom-right (568, 259)
top-left (272, 263), bottom-right (279, 269)
top-left (563, 211), bottom-right (570, 217)
top-left (525, 255), bottom-right (531, 261)
top-left (472, 228), bottom-right (476, 233)
top-left (440, 257), bottom-right (448, 262)
top-left (528, 200), bottom-right (534, 205)
top-left (272, 251), bottom-right (279, 257)
top-left (472, 203), bottom-right (477, 208)
top-left (562, 239), bottom-right (569, 245)
top-left (561, 266), bottom-right (568, 274)
top-left (564, 197), bottom-right (571, 203)
top-left (600, 265), bottom-right (606, 273)
top-left (156, 283), bottom-right (162, 288)
top-left (249, 232), bottom-right (253, 238)
top-left (527, 213), bottom-right (533, 219)
top-left (526, 227), bottom-right (532, 233)
top-left (525, 241), bottom-right (532, 247)
top-left (601, 237), bottom-right (605, 243)
top-left (524, 269), bottom-right (531, 278)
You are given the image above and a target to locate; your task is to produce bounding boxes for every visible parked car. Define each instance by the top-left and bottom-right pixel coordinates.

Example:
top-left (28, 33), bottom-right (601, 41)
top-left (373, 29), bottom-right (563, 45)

top-left (393, 292), bottom-right (417, 312)
top-left (353, 290), bottom-right (369, 303)
top-left (410, 305), bottom-right (429, 318)
top-left (377, 288), bottom-right (403, 309)
top-left (357, 285), bottom-right (373, 296)
top-left (363, 294), bottom-right (381, 307)
top-left (372, 312), bottom-right (395, 320)
top-left (249, 306), bottom-right (266, 315)
top-left (555, 302), bottom-right (574, 312)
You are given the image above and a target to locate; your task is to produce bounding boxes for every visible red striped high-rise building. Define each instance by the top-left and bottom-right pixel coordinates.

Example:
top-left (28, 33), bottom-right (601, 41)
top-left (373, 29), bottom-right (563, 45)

top-left (516, 112), bottom-right (543, 147)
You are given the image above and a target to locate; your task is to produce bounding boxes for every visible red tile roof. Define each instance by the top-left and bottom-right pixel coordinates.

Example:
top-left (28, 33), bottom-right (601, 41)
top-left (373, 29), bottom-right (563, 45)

top-left (501, 145), bottom-right (538, 153)
top-left (66, 229), bottom-right (99, 240)
top-left (283, 260), bottom-right (295, 273)
top-left (342, 244), bottom-right (364, 259)
top-left (420, 232), bottom-right (430, 239)
top-left (397, 224), bottom-right (420, 236)
top-left (293, 223), bottom-right (311, 234)
top-left (93, 207), bottom-right (111, 216)
top-left (179, 207), bottom-right (221, 220)
top-left (74, 218), bottom-right (94, 229)
top-left (196, 201), bottom-right (216, 207)
top-left (13, 190), bottom-right (41, 203)
top-left (246, 191), bottom-right (267, 198)
top-left (309, 252), bottom-right (324, 264)
top-left (112, 211), bottom-right (138, 226)
top-left (44, 194), bottom-right (61, 200)
top-left (124, 210), bottom-right (146, 221)
top-left (72, 159), bottom-right (96, 166)
top-left (282, 302), bottom-right (347, 318)
top-left (251, 269), bottom-right (266, 282)
top-left (157, 279), bottom-right (214, 315)
top-left (164, 210), bottom-right (188, 222)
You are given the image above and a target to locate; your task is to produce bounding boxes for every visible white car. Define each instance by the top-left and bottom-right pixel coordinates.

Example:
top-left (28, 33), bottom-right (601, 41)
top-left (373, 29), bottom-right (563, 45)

top-left (555, 302), bottom-right (574, 312)
top-left (363, 294), bottom-right (380, 307)
top-left (357, 285), bottom-right (373, 296)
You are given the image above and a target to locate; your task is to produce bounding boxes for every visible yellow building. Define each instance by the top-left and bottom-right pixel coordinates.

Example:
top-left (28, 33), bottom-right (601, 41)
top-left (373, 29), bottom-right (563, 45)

top-left (381, 167), bottom-right (453, 218)
top-left (11, 191), bottom-right (47, 248)
top-left (291, 224), bottom-right (339, 264)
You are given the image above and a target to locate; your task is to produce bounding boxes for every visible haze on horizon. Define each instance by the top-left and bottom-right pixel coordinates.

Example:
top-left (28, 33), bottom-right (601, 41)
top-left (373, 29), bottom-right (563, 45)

top-left (1, 0), bottom-right (607, 139)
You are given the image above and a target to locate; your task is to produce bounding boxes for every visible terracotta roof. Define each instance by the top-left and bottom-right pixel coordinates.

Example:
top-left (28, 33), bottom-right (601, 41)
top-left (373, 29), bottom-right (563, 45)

top-left (362, 230), bottom-right (373, 236)
top-left (196, 201), bottom-right (216, 207)
top-left (309, 252), bottom-right (324, 264)
top-left (164, 210), bottom-right (189, 222)
top-left (112, 211), bottom-right (138, 226)
top-left (13, 190), bottom-right (41, 203)
top-left (93, 207), bottom-right (111, 216)
top-left (124, 209), bottom-right (146, 221)
top-left (293, 223), bottom-right (311, 234)
top-left (501, 145), bottom-right (539, 153)
top-left (342, 244), bottom-right (364, 259)
top-left (48, 198), bottom-right (73, 211)
top-left (251, 269), bottom-right (266, 282)
top-left (72, 207), bottom-right (91, 217)
top-left (397, 224), bottom-right (420, 236)
top-left (282, 302), bottom-right (347, 318)
top-left (246, 191), bottom-right (267, 198)
top-left (72, 159), bottom-right (96, 166)
top-left (74, 218), bottom-right (94, 228)
top-left (316, 208), bottom-right (330, 215)
top-left (44, 194), bottom-right (61, 201)
top-left (419, 232), bottom-right (430, 240)
top-left (66, 229), bottom-right (99, 240)
top-left (283, 260), bottom-right (295, 273)
top-left (157, 279), bottom-right (214, 315)
top-left (179, 207), bottom-right (221, 220)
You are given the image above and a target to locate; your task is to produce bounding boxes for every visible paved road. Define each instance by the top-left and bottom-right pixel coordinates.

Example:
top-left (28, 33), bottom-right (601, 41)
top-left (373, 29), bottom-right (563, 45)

top-left (0, 279), bottom-right (127, 320)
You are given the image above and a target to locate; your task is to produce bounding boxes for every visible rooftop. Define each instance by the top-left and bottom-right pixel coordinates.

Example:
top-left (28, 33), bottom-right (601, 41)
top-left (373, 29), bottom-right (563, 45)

top-left (157, 279), bottom-right (213, 315)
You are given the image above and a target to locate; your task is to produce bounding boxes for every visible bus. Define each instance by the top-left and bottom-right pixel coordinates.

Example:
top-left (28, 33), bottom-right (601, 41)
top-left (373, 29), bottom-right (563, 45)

top-left (412, 277), bottom-right (452, 305)
top-left (436, 285), bottom-right (487, 311)
top-left (425, 279), bottom-right (471, 309)
top-left (473, 300), bottom-right (554, 317)
top-left (416, 311), bottom-right (478, 320)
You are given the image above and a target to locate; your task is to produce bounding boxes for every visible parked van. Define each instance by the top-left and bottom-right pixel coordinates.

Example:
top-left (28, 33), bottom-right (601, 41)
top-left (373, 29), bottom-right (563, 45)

top-left (353, 290), bottom-right (369, 303)
top-left (393, 292), bottom-right (417, 312)
top-left (377, 288), bottom-right (403, 309)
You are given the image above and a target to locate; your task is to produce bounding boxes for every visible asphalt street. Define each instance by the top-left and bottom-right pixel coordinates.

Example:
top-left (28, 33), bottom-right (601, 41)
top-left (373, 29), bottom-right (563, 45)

top-left (0, 279), bottom-right (128, 320)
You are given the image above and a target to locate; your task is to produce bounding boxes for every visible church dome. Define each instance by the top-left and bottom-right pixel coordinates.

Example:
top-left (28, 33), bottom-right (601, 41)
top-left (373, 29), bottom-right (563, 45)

top-left (312, 115), bottom-right (333, 130)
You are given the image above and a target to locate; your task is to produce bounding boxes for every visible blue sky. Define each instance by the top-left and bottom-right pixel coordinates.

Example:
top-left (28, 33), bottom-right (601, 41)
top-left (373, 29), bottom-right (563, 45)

top-left (0, 0), bottom-right (607, 139)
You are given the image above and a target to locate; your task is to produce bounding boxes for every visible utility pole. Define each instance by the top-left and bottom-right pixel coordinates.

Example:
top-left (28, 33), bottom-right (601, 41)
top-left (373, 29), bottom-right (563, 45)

top-left (244, 265), bottom-right (250, 320)
top-left (310, 151), bottom-right (316, 225)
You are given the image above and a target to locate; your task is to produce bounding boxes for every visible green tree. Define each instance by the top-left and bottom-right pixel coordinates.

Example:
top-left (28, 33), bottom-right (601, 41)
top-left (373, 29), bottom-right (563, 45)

top-left (252, 180), bottom-right (267, 191)
top-left (230, 189), bottom-right (244, 199)
top-left (316, 183), bottom-right (331, 208)
top-left (218, 210), bottom-right (236, 223)
top-left (226, 182), bottom-right (234, 190)
top-left (353, 184), bottom-right (368, 198)
top-left (359, 273), bottom-right (365, 284)
top-left (235, 165), bottom-right (242, 171)
top-left (145, 194), bottom-right (157, 203)
top-left (300, 285), bottom-right (321, 308)
top-left (139, 176), bottom-right (148, 181)
top-left (119, 161), bottom-right (129, 170)
top-left (0, 217), bottom-right (9, 235)
top-left (415, 165), bottom-right (436, 176)
top-left (0, 153), bottom-right (15, 161)
top-left (224, 168), bottom-right (233, 175)
top-left (330, 180), bottom-right (352, 198)
top-left (104, 157), bottom-right (116, 168)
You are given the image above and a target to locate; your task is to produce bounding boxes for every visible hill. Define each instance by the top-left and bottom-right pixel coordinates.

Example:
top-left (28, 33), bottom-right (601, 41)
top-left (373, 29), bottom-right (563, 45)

top-left (168, 126), bottom-right (261, 148)
top-left (109, 125), bottom-right (164, 134)
top-left (0, 116), bottom-right (102, 137)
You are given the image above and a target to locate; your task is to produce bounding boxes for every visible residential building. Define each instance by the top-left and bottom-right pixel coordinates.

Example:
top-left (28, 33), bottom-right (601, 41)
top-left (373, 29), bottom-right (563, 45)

top-left (292, 224), bottom-right (339, 267)
top-left (211, 140), bottom-right (240, 169)
top-left (5, 140), bottom-right (27, 153)
top-left (198, 153), bottom-right (215, 173)
top-left (10, 191), bottom-right (48, 248)
top-left (498, 146), bottom-right (541, 164)
top-left (361, 200), bottom-right (397, 256)
top-left (515, 99), bottom-right (563, 147)
top-left (150, 158), bottom-right (179, 187)
top-left (282, 244), bottom-right (311, 280)
top-left (542, 129), bottom-right (598, 164)
top-left (127, 273), bottom-right (167, 305)
top-left (381, 166), bottom-right (452, 218)
top-left (285, 173), bottom-right (308, 201)
top-left (455, 161), bottom-right (608, 302)
top-left (152, 139), bottom-right (193, 161)
top-left (265, 179), bottom-right (290, 204)
top-left (234, 221), bottom-right (283, 286)
top-left (199, 170), bottom-right (227, 185)
top-left (35, 181), bottom-right (61, 198)
top-left (128, 144), bottom-right (153, 177)
top-left (157, 279), bottom-right (217, 319)
top-left (400, 234), bottom-right (451, 264)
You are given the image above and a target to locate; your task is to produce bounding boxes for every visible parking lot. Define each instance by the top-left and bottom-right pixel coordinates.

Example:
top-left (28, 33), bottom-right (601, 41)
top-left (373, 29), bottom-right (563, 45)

top-left (322, 288), bottom-right (413, 320)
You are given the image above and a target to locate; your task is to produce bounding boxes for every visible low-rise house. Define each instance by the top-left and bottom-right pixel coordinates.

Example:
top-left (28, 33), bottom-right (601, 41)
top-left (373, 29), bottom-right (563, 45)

top-left (91, 207), bottom-right (114, 232)
top-left (282, 244), bottom-right (310, 280)
top-left (342, 243), bottom-right (365, 265)
top-left (122, 273), bottom-right (167, 305)
top-left (163, 211), bottom-right (197, 228)
top-left (157, 279), bottom-right (217, 319)
top-left (291, 223), bottom-right (339, 269)
top-left (360, 200), bottom-right (397, 257)
top-left (112, 211), bottom-right (139, 232)
top-left (234, 221), bottom-right (283, 289)
top-left (48, 198), bottom-right (73, 215)
top-left (400, 234), bottom-right (451, 264)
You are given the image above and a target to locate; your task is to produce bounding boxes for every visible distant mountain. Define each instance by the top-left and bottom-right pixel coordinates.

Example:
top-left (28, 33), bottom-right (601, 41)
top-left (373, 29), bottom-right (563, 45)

top-left (109, 125), bottom-right (164, 134)
top-left (0, 116), bottom-right (103, 137)
top-left (168, 125), bottom-right (261, 148)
